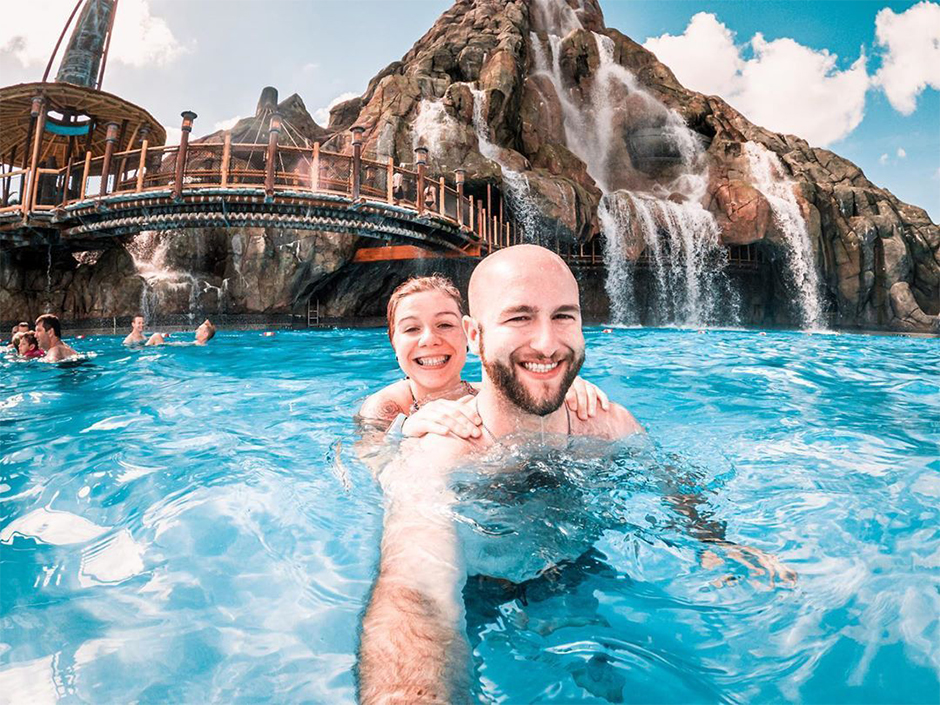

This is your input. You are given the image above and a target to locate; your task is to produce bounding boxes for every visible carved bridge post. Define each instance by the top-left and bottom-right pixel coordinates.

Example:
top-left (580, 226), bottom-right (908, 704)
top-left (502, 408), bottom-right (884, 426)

top-left (173, 110), bottom-right (197, 200)
top-left (350, 125), bottom-right (365, 201)
top-left (265, 112), bottom-right (282, 197)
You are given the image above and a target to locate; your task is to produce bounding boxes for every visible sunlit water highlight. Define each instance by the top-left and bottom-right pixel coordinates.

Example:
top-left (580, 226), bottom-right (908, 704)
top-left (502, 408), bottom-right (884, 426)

top-left (1, 329), bottom-right (938, 703)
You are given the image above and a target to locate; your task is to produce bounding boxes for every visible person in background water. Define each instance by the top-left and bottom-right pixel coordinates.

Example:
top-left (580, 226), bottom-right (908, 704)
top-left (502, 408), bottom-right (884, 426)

top-left (18, 332), bottom-right (44, 359)
top-left (146, 319), bottom-right (216, 346)
top-left (7, 322), bottom-right (29, 348)
top-left (35, 314), bottom-right (77, 362)
top-left (123, 314), bottom-right (147, 346)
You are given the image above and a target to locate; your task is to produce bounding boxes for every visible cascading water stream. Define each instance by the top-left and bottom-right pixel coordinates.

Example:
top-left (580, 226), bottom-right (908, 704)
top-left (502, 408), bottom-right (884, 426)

top-left (412, 100), bottom-right (459, 163)
top-left (128, 232), bottom-right (209, 325)
top-left (529, 3), bottom-right (733, 326)
top-left (744, 142), bottom-right (825, 329)
top-left (468, 87), bottom-right (540, 241)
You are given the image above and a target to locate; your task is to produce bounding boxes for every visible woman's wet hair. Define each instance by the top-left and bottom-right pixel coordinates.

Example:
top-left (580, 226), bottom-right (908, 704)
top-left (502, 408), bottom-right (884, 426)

top-left (386, 275), bottom-right (464, 342)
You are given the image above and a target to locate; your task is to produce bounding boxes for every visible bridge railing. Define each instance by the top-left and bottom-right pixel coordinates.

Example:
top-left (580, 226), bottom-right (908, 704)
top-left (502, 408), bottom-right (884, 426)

top-left (2, 125), bottom-right (529, 255)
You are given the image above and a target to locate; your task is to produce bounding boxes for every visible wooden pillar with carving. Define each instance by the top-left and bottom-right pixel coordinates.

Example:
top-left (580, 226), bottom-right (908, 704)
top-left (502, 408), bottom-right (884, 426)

top-left (264, 112), bottom-right (282, 197)
top-left (350, 126), bottom-right (365, 201)
top-left (99, 122), bottom-right (119, 198)
top-left (173, 110), bottom-right (197, 200)
top-left (135, 127), bottom-right (150, 192)
top-left (455, 169), bottom-right (465, 228)
top-left (23, 96), bottom-right (46, 216)
top-left (415, 146), bottom-right (428, 215)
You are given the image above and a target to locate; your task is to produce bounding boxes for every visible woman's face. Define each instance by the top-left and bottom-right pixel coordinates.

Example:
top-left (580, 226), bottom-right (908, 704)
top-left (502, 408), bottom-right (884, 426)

top-left (391, 290), bottom-right (467, 395)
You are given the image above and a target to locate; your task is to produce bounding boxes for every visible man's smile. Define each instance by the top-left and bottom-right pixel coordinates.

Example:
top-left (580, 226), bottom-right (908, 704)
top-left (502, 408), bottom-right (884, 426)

top-left (518, 359), bottom-right (563, 377)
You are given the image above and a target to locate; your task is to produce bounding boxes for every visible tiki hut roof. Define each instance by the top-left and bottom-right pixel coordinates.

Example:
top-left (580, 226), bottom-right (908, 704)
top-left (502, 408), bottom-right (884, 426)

top-left (0, 81), bottom-right (166, 167)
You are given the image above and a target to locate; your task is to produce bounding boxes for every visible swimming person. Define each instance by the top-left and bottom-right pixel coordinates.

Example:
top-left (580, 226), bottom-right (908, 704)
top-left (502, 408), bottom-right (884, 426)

top-left (7, 322), bottom-right (29, 348)
top-left (357, 275), bottom-right (609, 441)
top-left (123, 314), bottom-right (147, 345)
top-left (147, 319), bottom-right (216, 346)
top-left (35, 314), bottom-right (77, 362)
top-left (18, 332), bottom-right (44, 359)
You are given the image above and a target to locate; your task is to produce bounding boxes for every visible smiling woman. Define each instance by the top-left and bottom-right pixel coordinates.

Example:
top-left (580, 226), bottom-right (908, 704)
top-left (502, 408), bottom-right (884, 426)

top-left (357, 275), bottom-right (471, 429)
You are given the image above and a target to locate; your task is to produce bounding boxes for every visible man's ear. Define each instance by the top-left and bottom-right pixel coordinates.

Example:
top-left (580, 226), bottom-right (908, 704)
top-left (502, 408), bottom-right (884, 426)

top-left (463, 315), bottom-right (481, 355)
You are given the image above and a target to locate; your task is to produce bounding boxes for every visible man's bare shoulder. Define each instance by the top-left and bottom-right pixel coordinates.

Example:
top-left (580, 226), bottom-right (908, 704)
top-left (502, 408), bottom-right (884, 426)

top-left (574, 401), bottom-right (645, 440)
top-left (45, 344), bottom-right (76, 362)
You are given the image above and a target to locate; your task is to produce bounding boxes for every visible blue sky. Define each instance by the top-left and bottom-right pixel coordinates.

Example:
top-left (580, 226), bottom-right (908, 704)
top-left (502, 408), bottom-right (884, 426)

top-left (3, 0), bottom-right (937, 219)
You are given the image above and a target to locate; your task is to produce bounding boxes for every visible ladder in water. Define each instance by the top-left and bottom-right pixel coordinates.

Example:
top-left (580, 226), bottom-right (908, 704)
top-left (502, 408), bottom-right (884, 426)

top-left (307, 299), bottom-right (320, 327)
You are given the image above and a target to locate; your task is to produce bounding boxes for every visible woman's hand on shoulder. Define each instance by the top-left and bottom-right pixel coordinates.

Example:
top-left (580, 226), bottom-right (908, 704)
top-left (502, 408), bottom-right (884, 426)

top-left (402, 395), bottom-right (482, 440)
top-left (565, 376), bottom-right (610, 421)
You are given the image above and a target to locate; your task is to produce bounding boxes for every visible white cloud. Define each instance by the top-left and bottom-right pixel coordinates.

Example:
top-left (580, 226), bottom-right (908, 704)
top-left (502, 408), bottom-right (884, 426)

top-left (873, 2), bottom-right (940, 115)
top-left (213, 116), bottom-right (243, 132)
top-left (302, 63), bottom-right (320, 73)
top-left (313, 91), bottom-right (359, 125)
top-left (644, 12), bottom-right (870, 146)
top-left (880, 153), bottom-right (889, 165)
top-left (162, 125), bottom-right (182, 146)
top-left (1, 0), bottom-right (184, 70)
top-left (897, 147), bottom-right (907, 159)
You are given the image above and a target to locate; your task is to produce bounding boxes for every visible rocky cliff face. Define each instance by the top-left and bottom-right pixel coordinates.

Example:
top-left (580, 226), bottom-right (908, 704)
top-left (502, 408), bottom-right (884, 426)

top-left (321, 0), bottom-right (937, 331)
top-left (4, 0), bottom-right (936, 332)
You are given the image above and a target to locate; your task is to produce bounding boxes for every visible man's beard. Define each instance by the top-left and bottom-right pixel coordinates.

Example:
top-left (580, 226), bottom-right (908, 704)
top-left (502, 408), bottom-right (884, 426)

top-left (479, 332), bottom-right (585, 416)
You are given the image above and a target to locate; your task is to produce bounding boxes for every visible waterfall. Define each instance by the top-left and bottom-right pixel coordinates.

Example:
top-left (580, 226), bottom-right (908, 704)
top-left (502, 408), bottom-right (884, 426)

top-left (744, 142), bottom-right (824, 329)
top-left (127, 232), bottom-right (204, 325)
top-left (529, 12), bottom-right (730, 326)
top-left (468, 87), bottom-right (540, 241)
top-left (411, 100), bottom-right (459, 163)
top-left (598, 195), bottom-right (638, 324)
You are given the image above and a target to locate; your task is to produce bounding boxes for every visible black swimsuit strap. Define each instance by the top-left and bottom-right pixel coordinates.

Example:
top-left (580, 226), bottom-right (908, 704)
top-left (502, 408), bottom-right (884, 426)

top-left (475, 398), bottom-right (573, 442)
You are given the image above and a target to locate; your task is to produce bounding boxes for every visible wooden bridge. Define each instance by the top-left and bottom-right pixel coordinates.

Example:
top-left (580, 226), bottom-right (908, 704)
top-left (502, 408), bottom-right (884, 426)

top-left (0, 114), bottom-right (764, 270)
top-left (0, 119), bottom-right (517, 256)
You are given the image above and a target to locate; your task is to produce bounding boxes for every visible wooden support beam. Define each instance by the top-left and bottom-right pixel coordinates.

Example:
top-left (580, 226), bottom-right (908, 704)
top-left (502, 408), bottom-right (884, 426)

top-left (23, 97), bottom-right (46, 216)
top-left (220, 131), bottom-right (231, 187)
top-left (439, 177), bottom-right (445, 216)
top-left (386, 157), bottom-right (394, 203)
top-left (79, 151), bottom-right (91, 199)
top-left (174, 111), bottom-right (197, 200)
top-left (310, 142), bottom-right (320, 191)
top-left (136, 139), bottom-right (148, 191)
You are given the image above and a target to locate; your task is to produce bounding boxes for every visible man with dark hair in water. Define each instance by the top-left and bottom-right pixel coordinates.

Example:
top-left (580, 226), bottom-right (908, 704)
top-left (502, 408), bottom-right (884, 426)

top-left (35, 314), bottom-right (77, 362)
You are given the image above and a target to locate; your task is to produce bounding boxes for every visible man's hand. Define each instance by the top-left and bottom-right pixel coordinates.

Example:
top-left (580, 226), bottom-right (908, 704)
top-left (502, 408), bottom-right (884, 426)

top-left (701, 541), bottom-right (798, 590)
top-left (565, 377), bottom-right (610, 421)
top-left (402, 395), bottom-right (482, 440)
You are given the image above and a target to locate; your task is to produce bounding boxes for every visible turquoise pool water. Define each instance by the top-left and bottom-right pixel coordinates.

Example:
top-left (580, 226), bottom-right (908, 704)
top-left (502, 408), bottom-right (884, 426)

top-left (1, 328), bottom-right (937, 703)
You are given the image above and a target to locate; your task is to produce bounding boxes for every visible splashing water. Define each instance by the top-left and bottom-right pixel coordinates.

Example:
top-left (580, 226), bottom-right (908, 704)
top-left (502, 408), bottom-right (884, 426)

top-left (529, 10), bottom-right (732, 326)
top-left (745, 142), bottom-right (825, 329)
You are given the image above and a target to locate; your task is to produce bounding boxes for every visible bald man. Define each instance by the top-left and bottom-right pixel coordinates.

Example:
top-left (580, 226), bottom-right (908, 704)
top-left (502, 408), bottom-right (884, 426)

top-left (357, 245), bottom-right (642, 704)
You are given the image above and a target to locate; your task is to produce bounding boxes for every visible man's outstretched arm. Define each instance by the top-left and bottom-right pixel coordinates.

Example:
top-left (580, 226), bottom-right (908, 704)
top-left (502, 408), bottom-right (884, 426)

top-left (357, 436), bottom-right (471, 705)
